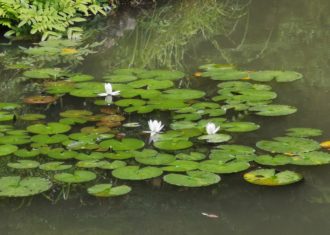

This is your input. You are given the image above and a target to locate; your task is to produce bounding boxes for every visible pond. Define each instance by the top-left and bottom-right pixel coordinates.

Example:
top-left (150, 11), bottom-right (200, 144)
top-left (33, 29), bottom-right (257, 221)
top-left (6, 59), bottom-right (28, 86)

top-left (0, 0), bottom-right (330, 234)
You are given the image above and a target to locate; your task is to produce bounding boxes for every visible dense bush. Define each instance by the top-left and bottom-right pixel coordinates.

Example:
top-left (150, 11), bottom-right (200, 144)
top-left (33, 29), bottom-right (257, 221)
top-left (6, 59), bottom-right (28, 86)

top-left (0, 0), bottom-right (110, 40)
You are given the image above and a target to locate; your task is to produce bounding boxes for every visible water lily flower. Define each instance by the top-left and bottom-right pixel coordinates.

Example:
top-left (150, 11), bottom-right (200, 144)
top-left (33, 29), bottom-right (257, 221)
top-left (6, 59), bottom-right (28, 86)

top-left (206, 122), bottom-right (220, 135)
top-left (98, 83), bottom-right (120, 97)
top-left (144, 120), bottom-right (164, 136)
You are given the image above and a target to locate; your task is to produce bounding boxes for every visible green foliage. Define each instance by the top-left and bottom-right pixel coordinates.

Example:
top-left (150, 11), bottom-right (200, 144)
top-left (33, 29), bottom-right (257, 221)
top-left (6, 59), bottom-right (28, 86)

top-left (0, 0), bottom-right (109, 40)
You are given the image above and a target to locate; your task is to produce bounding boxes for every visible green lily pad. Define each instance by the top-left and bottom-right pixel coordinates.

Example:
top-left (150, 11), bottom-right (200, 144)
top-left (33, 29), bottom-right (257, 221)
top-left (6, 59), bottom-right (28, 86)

top-left (0, 103), bottom-right (21, 111)
top-left (14, 149), bottom-right (40, 158)
top-left (97, 160), bottom-right (127, 170)
top-left (59, 117), bottom-right (88, 125)
top-left (256, 137), bottom-right (320, 154)
top-left (198, 134), bottom-right (232, 143)
top-left (291, 151), bottom-right (330, 165)
top-left (135, 153), bottom-right (176, 165)
top-left (87, 184), bottom-right (131, 197)
top-left (54, 170), bottom-right (96, 183)
top-left (75, 152), bottom-right (104, 161)
top-left (203, 69), bottom-right (248, 81)
top-left (286, 128), bottom-right (322, 138)
top-left (250, 105), bottom-right (297, 116)
top-left (0, 176), bottom-right (52, 197)
top-left (27, 122), bottom-right (71, 135)
top-left (0, 135), bottom-right (30, 145)
top-left (255, 154), bottom-right (292, 166)
top-left (176, 152), bottom-right (206, 161)
top-left (100, 138), bottom-right (145, 151)
top-left (0, 144), bottom-right (18, 156)
top-left (154, 139), bottom-right (193, 151)
top-left (39, 161), bottom-right (72, 171)
top-left (244, 169), bottom-right (303, 186)
top-left (199, 160), bottom-right (250, 174)
top-left (47, 149), bottom-right (78, 160)
top-left (0, 112), bottom-right (14, 122)
top-left (115, 99), bottom-right (146, 107)
top-left (67, 74), bottom-right (94, 82)
top-left (103, 151), bottom-right (134, 160)
top-left (162, 89), bottom-right (205, 100)
top-left (112, 166), bottom-right (163, 180)
top-left (128, 79), bottom-right (174, 90)
top-left (23, 68), bottom-right (64, 79)
top-left (250, 71), bottom-right (303, 82)
top-left (8, 160), bottom-right (40, 169)
top-left (162, 160), bottom-right (199, 172)
top-left (163, 171), bottom-right (220, 187)
top-left (222, 122), bottom-right (260, 132)
top-left (31, 134), bottom-right (68, 144)
top-left (210, 145), bottom-right (256, 162)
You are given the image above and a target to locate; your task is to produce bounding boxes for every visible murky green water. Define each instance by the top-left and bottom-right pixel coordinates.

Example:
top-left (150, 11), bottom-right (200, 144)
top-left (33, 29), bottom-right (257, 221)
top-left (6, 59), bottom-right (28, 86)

top-left (0, 0), bottom-right (330, 234)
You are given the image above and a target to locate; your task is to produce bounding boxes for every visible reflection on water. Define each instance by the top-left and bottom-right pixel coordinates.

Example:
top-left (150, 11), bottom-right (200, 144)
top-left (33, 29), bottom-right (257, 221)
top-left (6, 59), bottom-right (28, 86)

top-left (0, 0), bottom-right (330, 234)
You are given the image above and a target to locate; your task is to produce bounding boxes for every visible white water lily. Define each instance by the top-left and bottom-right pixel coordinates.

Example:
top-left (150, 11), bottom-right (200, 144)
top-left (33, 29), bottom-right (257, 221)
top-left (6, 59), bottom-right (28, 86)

top-left (144, 120), bottom-right (164, 136)
top-left (206, 122), bottom-right (220, 135)
top-left (98, 83), bottom-right (120, 97)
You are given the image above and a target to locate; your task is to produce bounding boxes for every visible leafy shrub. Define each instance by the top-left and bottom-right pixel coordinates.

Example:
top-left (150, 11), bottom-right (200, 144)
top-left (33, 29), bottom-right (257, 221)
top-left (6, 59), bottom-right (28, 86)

top-left (0, 0), bottom-right (110, 40)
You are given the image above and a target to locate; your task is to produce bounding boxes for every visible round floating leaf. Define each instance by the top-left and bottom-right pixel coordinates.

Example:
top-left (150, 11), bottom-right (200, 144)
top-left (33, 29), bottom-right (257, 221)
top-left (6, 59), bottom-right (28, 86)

top-left (80, 126), bottom-right (110, 134)
top-left (68, 74), bottom-right (94, 82)
top-left (203, 69), bottom-right (248, 81)
top-left (250, 71), bottom-right (302, 82)
top-left (47, 149), bottom-right (78, 160)
top-left (176, 152), bottom-right (206, 161)
top-left (54, 170), bottom-right (96, 183)
top-left (244, 169), bottom-right (303, 186)
top-left (128, 79), bottom-right (174, 90)
top-left (60, 117), bottom-right (87, 125)
top-left (31, 134), bottom-right (68, 144)
top-left (154, 139), bottom-right (193, 151)
top-left (14, 149), bottom-right (40, 158)
top-left (100, 138), bottom-right (145, 151)
top-left (112, 166), bottom-right (163, 180)
top-left (291, 151), bottom-right (330, 165)
top-left (104, 151), bottom-right (134, 160)
top-left (222, 122), bottom-right (260, 132)
top-left (198, 134), bottom-right (232, 143)
top-left (39, 161), bottom-right (72, 171)
top-left (0, 176), bottom-right (52, 197)
top-left (8, 160), bottom-right (40, 169)
top-left (0, 112), bottom-right (14, 122)
top-left (0, 144), bottom-right (18, 156)
top-left (75, 152), bottom-right (104, 161)
top-left (23, 68), bottom-right (64, 79)
top-left (250, 105), bottom-right (297, 116)
top-left (162, 160), bottom-right (199, 172)
top-left (135, 153), bottom-right (176, 165)
top-left (115, 99), bottom-right (146, 107)
top-left (163, 171), bottom-right (220, 187)
top-left (0, 102), bottom-right (21, 111)
top-left (256, 137), bottom-right (320, 154)
top-left (0, 135), bottom-right (30, 145)
top-left (255, 154), bottom-right (292, 166)
top-left (286, 128), bottom-right (322, 138)
top-left (162, 89), bottom-right (205, 100)
top-left (87, 184), bottom-right (131, 197)
top-left (211, 145), bottom-right (256, 161)
top-left (97, 160), bottom-right (127, 170)
top-left (199, 160), bottom-right (250, 174)
top-left (27, 122), bottom-right (71, 135)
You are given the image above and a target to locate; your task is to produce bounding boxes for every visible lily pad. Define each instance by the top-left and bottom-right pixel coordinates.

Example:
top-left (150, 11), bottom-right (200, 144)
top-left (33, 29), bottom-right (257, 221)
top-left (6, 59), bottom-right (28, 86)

top-left (0, 144), bottom-right (18, 156)
top-left (54, 170), bottom-right (97, 183)
top-left (244, 169), bottom-right (303, 186)
top-left (8, 160), bottom-right (40, 169)
top-left (199, 160), bottom-right (250, 174)
top-left (162, 160), bottom-right (199, 172)
top-left (286, 128), bottom-right (322, 138)
top-left (39, 161), bottom-right (72, 171)
top-left (255, 154), bottom-right (292, 166)
top-left (135, 153), bottom-right (176, 166)
top-left (256, 137), bottom-right (320, 154)
top-left (100, 138), bottom-right (145, 151)
top-left (162, 89), bottom-right (205, 100)
top-left (0, 135), bottom-right (30, 145)
top-left (176, 152), bottom-right (206, 161)
top-left (14, 149), bottom-right (40, 158)
top-left (31, 134), bottom-right (68, 144)
top-left (104, 74), bottom-right (138, 83)
top-left (163, 171), bottom-right (220, 187)
top-left (23, 96), bottom-right (57, 104)
top-left (87, 184), bottom-right (131, 197)
top-left (112, 166), bottom-right (163, 180)
top-left (198, 134), bottom-right (232, 143)
top-left (250, 71), bottom-right (303, 82)
top-left (60, 110), bottom-right (93, 118)
top-left (222, 122), bottom-right (260, 132)
top-left (250, 105), bottom-right (297, 116)
top-left (154, 139), bottom-right (193, 151)
top-left (0, 176), bottom-right (52, 197)
top-left (290, 151), bottom-right (330, 165)
top-left (27, 122), bottom-right (71, 135)
top-left (20, 114), bottom-right (46, 121)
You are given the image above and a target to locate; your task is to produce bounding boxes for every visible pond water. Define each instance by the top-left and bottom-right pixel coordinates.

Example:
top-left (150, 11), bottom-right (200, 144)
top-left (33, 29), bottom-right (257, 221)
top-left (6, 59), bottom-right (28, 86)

top-left (0, 0), bottom-right (330, 234)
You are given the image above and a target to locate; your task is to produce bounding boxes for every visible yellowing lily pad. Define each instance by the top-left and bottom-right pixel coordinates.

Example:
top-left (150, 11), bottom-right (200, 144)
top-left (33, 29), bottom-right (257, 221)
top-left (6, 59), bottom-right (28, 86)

top-left (244, 169), bottom-right (303, 186)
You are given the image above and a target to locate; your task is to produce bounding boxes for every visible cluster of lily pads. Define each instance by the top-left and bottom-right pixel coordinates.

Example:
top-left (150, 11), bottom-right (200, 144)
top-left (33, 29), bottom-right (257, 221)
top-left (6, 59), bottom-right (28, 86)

top-left (0, 64), bottom-right (329, 199)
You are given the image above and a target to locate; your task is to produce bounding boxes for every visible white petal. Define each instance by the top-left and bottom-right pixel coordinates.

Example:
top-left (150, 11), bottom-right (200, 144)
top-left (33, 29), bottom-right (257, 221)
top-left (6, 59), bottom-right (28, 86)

top-left (111, 90), bottom-right (120, 96)
top-left (98, 93), bottom-right (108, 97)
top-left (104, 83), bottom-right (113, 94)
